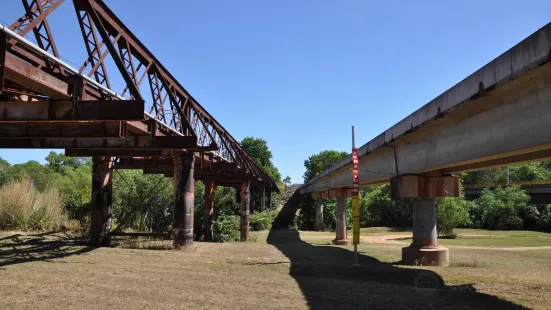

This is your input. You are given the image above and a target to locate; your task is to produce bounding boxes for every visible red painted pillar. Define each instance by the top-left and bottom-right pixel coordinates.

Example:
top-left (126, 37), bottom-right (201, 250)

top-left (203, 180), bottom-right (215, 241)
top-left (240, 181), bottom-right (250, 241)
top-left (173, 152), bottom-right (195, 247)
top-left (90, 157), bottom-right (113, 247)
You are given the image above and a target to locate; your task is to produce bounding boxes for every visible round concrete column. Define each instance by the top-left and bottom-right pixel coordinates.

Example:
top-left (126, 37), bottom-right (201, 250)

top-left (402, 199), bottom-right (449, 266)
top-left (332, 197), bottom-right (349, 245)
top-left (315, 198), bottom-right (325, 231)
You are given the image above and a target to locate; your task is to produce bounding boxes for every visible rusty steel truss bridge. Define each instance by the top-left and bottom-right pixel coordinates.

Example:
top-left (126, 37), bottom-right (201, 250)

top-left (0, 0), bottom-right (278, 247)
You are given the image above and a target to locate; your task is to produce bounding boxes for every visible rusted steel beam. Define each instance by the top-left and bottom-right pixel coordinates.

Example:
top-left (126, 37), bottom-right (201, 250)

top-left (74, 1), bottom-right (111, 89)
top-left (4, 53), bottom-right (70, 99)
top-left (83, 1), bottom-right (142, 101)
top-left (0, 122), bottom-right (122, 138)
top-left (0, 135), bottom-right (196, 149)
top-left (65, 148), bottom-right (173, 157)
top-left (115, 158), bottom-right (172, 170)
top-left (0, 100), bottom-right (144, 121)
top-left (0, 33), bottom-right (6, 93)
top-left (20, 0), bottom-right (64, 74)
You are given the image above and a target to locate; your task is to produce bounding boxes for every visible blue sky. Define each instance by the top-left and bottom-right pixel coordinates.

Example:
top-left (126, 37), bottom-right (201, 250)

top-left (1, 0), bottom-right (551, 184)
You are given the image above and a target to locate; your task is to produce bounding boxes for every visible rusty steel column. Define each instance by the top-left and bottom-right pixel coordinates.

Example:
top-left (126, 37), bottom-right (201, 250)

top-left (240, 181), bottom-right (250, 241)
top-left (333, 197), bottom-right (350, 245)
top-left (315, 198), bottom-right (325, 231)
top-left (173, 152), bottom-right (195, 248)
top-left (90, 157), bottom-right (113, 247)
top-left (235, 187), bottom-right (241, 204)
top-left (261, 188), bottom-right (266, 210)
top-left (267, 189), bottom-right (272, 209)
top-left (203, 180), bottom-right (215, 242)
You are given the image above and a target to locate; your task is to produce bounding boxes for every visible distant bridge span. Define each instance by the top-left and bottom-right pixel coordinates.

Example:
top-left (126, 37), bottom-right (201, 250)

top-left (301, 23), bottom-right (551, 265)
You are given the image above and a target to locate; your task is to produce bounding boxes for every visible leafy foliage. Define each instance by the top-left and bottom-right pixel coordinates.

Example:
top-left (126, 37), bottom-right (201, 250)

top-left (473, 186), bottom-right (530, 230)
top-left (241, 137), bottom-right (281, 183)
top-left (436, 197), bottom-right (472, 237)
top-left (303, 150), bottom-right (348, 182)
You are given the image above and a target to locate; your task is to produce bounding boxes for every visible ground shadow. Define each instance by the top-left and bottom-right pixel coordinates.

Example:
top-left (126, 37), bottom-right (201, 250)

top-left (267, 228), bottom-right (527, 309)
top-left (0, 232), bottom-right (95, 267)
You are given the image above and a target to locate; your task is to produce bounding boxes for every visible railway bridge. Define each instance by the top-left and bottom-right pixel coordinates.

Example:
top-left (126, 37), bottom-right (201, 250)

top-left (0, 0), bottom-right (278, 247)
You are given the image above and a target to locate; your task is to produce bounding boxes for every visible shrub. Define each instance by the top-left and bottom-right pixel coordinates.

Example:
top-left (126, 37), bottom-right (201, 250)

top-left (0, 177), bottom-right (66, 231)
top-left (213, 213), bottom-right (240, 242)
top-left (436, 197), bottom-right (471, 237)
top-left (250, 210), bottom-right (277, 231)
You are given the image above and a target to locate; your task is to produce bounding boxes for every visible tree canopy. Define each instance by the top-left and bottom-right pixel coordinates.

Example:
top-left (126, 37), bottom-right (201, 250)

top-left (241, 137), bottom-right (281, 183)
top-left (303, 150), bottom-right (348, 182)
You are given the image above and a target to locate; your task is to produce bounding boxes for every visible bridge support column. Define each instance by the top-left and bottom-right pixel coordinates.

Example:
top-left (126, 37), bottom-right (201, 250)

top-left (315, 198), bottom-right (325, 231)
top-left (391, 174), bottom-right (459, 266)
top-left (173, 152), bottom-right (195, 248)
top-left (203, 180), bottom-right (215, 242)
top-left (90, 157), bottom-right (113, 247)
top-left (240, 181), bottom-right (250, 241)
top-left (333, 197), bottom-right (349, 245)
top-left (261, 188), bottom-right (266, 210)
top-left (267, 189), bottom-right (272, 209)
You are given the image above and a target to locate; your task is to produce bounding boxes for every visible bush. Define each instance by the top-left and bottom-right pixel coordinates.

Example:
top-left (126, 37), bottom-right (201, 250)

top-left (436, 197), bottom-right (471, 237)
top-left (474, 186), bottom-right (530, 230)
top-left (250, 210), bottom-right (277, 231)
top-left (0, 177), bottom-right (66, 231)
top-left (213, 213), bottom-right (240, 242)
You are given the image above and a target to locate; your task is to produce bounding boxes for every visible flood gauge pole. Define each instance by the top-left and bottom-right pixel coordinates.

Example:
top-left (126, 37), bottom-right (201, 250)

top-left (352, 126), bottom-right (361, 266)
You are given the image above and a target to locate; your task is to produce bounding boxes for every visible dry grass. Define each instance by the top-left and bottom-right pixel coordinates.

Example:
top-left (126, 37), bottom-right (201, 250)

top-left (0, 177), bottom-right (66, 231)
top-left (1, 230), bottom-right (550, 309)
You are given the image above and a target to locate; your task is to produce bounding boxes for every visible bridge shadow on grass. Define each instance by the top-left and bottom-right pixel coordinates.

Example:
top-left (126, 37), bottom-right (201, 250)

top-left (267, 229), bottom-right (526, 309)
top-left (0, 232), bottom-right (95, 268)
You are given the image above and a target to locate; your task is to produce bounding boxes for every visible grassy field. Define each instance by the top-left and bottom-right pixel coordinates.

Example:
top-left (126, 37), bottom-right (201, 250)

top-left (1, 229), bottom-right (551, 309)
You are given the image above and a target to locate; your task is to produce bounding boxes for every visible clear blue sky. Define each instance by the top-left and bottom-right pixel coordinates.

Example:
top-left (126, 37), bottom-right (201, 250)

top-left (1, 1), bottom-right (550, 184)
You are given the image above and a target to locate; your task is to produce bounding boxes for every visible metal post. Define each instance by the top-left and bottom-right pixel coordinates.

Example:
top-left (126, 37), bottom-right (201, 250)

top-left (173, 152), bottom-right (195, 248)
top-left (203, 180), bottom-right (215, 242)
top-left (90, 157), bottom-right (113, 247)
top-left (240, 181), bottom-right (250, 241)
top-left (352, 125), bottom-right (359, 266)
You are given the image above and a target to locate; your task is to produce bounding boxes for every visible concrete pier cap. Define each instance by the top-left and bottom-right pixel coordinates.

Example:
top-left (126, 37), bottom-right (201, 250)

top-left (391, 174), bottom-right (459, 266)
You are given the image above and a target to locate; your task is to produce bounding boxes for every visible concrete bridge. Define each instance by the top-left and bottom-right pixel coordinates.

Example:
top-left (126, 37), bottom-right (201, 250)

top-left (301, 22), bottom-right (551, 265)
top-left (0, 0), bottom-right (278, 247)
top-left (464, 181), bottom-right (551, 204)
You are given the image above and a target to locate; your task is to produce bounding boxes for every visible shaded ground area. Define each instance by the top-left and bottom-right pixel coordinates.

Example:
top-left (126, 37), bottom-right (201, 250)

top-left (266, 229), bottom-right (527, 309)
top-left (1, 230), bottom-right (550, 309)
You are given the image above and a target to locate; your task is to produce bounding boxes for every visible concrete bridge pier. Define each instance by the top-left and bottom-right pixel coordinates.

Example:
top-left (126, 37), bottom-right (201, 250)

top-left (333, 197), bottom-right (350, 245)
top-left (391, 174), bottom-right (460, 266)
top-left (315, 198), bottom-right (325, 231)
top-left (240, 181), bottom-right (251, 241)
top-left (203, 180), bottom-right (215, 242)
top-left (90, 157), bottom-right (114, 247)
top-left (173, 152), bottom-right (195, 248)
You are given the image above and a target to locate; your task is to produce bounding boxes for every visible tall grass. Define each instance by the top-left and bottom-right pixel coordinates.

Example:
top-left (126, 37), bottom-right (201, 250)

top-left (0, 177), bottom-right (66, 231)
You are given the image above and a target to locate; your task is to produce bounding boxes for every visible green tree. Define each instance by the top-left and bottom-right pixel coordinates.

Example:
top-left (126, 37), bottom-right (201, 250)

top-left (473, 186), bottom-right (530, 230)
top-left (283, 176), bottom-right (291, 187)
top-left (303, 150), bottom-right (348, 182)
top-left (241, 137), bottom-right (281, 182)
top-left (436, 197), bottom-right (471, 237)
top-left (45, 152), bottom-right (90, 172)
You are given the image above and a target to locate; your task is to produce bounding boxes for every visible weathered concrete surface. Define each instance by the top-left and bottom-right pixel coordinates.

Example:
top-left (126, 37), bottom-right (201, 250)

top-left (332, 197), bottom-right (349, 245)
top-left (314, 198), bottom-right (325, 231)
top-left (301, 23), bottom-right (551, 194)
